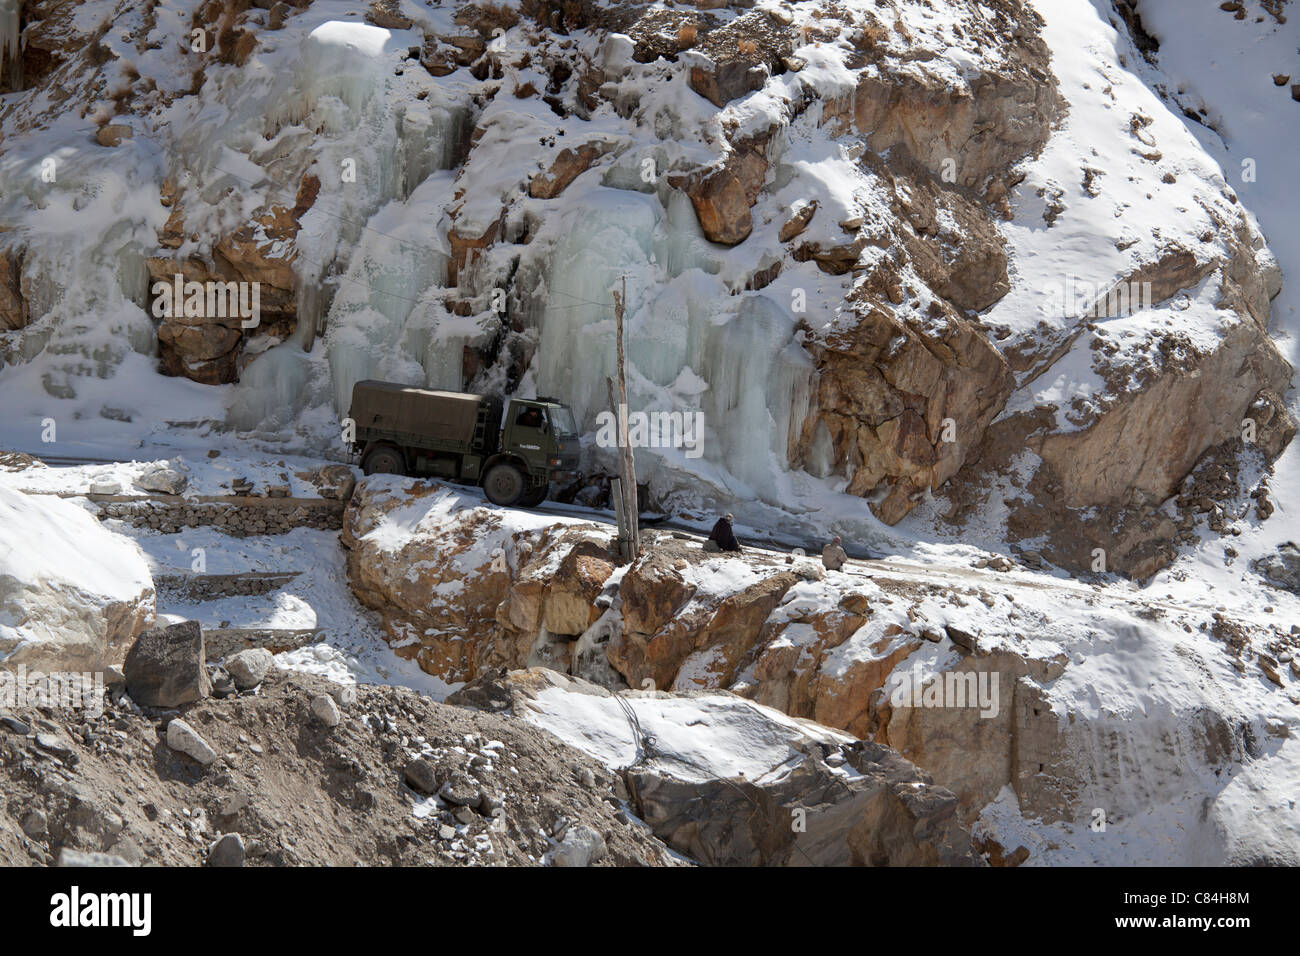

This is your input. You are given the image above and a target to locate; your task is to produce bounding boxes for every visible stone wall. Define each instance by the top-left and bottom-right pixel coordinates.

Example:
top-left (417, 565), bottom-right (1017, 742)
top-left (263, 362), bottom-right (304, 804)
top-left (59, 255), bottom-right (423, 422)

top-left (204, 626), bottom-right (322, 661)
top-left (156, 571), bottom-right (301, 601)
top-left (92, 495), bottom-right (345, 536)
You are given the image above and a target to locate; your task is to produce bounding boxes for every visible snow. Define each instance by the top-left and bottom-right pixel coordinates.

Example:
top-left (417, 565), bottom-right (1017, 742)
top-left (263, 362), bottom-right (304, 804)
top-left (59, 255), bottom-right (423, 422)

top-left (0, 484), bottom-right (154, 664)
top-left (0, 484), bottom-right (151, 606)
top-left (0, 0), bottom-right (1298, 865)
top-left (517, 682), bottom-right (854, 784)
top-left (0, 451), bottom-right (342, 499)
top-left (129, 516), bottom-right (454, 697)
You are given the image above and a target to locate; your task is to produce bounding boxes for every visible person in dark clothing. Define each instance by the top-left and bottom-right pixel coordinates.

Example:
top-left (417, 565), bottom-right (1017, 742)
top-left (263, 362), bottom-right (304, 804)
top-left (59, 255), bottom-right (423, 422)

top-left (704, 513), bottom-right (741, 553)
top-left (516, 407), bottom-right (543, 428)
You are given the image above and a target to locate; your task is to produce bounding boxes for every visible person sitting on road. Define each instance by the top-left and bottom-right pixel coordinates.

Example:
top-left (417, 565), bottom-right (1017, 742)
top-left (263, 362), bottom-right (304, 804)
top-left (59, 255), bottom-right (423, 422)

top-left (704, 513), bottom-right (741, 553)
top-left (822, 535), bottom-right (848, 571)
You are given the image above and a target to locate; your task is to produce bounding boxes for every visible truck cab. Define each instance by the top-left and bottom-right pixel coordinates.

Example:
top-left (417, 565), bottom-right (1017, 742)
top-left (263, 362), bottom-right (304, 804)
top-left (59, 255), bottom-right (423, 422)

top-left (489, 398), bottom-right (581, 506)
top-left (347, 380), bottom-right (580, 508)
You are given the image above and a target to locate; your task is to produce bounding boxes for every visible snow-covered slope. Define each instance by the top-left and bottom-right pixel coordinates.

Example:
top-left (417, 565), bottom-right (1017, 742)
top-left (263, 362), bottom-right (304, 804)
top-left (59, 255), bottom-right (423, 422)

top-left (1, 0), bottom-right (1297, 867)
top-left (0, 483), bottom-right (155, 669)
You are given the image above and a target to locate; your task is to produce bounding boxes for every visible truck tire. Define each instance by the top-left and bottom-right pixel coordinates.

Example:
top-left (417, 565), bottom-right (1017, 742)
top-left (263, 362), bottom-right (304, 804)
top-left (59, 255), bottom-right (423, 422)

top-left (362, 445), bottom-right (406, 476)
top-left (483, 462), bottom-right (526, 506)
top-left (520, 485), bottom-right (548, 507)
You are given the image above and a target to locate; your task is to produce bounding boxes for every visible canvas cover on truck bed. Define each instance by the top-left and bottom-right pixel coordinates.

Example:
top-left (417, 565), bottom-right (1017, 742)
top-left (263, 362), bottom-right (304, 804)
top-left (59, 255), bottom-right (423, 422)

top-left (350, 380), bottom-right (486, 446)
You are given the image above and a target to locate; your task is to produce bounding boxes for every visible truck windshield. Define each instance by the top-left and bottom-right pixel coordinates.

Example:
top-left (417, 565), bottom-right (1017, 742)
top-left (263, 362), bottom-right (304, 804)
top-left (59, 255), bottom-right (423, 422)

top-left (548, 406), bottom-right (578, 436)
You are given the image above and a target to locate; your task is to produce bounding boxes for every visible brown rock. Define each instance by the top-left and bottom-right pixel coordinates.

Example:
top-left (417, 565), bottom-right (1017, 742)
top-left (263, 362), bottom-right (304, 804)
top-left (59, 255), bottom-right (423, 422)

top-left (149, 175), bottom-right (318, 384)
top-left (529, 143), bottom-right (609, 199)
top-left (611, 566), bottom-right (798, 692)
top-left (688, 59), bottom-right (769, 108)
top-left (447, 210), bottom-right (504, 286)
top-left (684, 168), bottom-right (753, 246)
top-left (850, 34), bottom-right (1064, 188)
top-left (893, 171), bottom-right (1011, 312)
top-left (366, 0), bottom-right (413, 30)
top-left (344, 479), bottom-right (612, 682)
top-left (95, 124), bottom-right (133, 147)
top-left (795, 297), bottom-right (1013, 525)
top-left (0, 246), bottom-right (29, 331)
top-left (778, 201), bottom-right (818, 242)
top-left (619, 553), bottom-right (698, 638)
top-left (543, 548), bottom-right (615, 636)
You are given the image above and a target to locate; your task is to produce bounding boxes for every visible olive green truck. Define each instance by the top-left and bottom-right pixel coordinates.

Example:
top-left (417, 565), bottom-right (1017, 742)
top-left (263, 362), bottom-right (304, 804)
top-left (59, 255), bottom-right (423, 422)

top-left (347, 380), bottom-right (581, 507)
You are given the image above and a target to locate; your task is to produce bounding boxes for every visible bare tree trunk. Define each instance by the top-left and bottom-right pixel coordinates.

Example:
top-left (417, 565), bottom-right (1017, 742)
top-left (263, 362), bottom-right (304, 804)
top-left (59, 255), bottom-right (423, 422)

top-left (612, 276), bottom-right (639, 560)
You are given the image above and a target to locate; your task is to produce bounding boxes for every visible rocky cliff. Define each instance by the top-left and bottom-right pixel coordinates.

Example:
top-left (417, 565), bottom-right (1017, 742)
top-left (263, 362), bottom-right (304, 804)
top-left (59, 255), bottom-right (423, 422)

top-left (0, 0), bottom-right (1292, 578)
top-left (343, 477), bottom-right (1300, 864)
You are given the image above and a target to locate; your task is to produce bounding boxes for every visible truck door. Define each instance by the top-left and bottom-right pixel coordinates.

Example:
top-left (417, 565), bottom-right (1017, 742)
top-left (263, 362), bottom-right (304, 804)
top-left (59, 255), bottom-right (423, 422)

top-left (505, 403), bottom-right (549, 474)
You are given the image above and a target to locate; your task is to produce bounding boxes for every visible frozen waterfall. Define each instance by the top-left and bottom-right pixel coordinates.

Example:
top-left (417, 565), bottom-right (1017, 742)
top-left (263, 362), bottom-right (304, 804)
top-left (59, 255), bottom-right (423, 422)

top-left (524, 184), bottom-right (813, 503)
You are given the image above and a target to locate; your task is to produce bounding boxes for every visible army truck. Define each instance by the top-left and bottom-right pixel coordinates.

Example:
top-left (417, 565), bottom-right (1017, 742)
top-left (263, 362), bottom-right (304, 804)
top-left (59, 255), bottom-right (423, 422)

top-left (347, 380), bottom-right (581, 507)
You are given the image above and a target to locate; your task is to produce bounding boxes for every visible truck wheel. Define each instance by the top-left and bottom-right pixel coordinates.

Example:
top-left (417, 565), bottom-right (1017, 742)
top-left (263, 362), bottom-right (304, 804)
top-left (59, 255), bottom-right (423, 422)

top-left (483, 463), bottom-right (526, 506)
top-left (362, 446), bottom-right (406, 476)
top-left (520, 485), bottom-right (548, 507)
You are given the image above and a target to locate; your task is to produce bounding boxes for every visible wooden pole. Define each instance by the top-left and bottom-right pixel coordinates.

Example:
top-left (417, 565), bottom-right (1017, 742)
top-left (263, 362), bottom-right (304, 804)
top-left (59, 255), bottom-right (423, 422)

top-left (606, 376), bottom-right (630, 561)
top-left (612, 276), bottom-right (639, 559)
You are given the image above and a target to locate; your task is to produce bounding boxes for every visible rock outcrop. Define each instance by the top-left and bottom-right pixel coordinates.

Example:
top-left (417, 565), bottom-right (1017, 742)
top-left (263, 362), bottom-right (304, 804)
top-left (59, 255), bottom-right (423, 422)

top-left (450, 667), bottom-right (980, 866)
top-left (0, 486), bottom-right (155, 672)
top-left (148, 174), bottom-right (319, 385)
top-left (351, 482), bottom-right (1298, 863)
top-left (0, 246), bottom-right (28, 332)
top-left (342, 478), bottom-right (617, 681)
top-left (943, 216), bottom-right (1295, 579)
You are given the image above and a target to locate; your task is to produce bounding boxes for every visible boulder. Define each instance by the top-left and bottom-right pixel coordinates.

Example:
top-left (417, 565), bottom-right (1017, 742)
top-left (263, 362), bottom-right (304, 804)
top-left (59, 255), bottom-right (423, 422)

top-left (778, 201), bottom-right (817, 242)
top-left (225, 648), bottom-right (273, 690)
top-left (166, 718), bottom-right (218, 766)
top-left (0, 485), bottom-right (155, 672)
top-left (549, 825), bottom-right (608, 867)
top-left (311, 464), bottom-right (356, 501)
top-left (404, 757), bottom-right (439, 795)
top-left (207, 833), bottom-right (245, 867)
top-left (366, 0), bottom-right (413, 30)
top-left (94, 123), bottom-right (133, 147)
top-left (529, 143), bottom-right (610, 199)
top-left (1253, 543), bottom-right (1300, 596)
top-left (133, 467), bottom-right (187, 496)
top-left (458, 668), bottom-right (979, 866)
top-left (688, 58), bottom-right (769, 108)
top-left (683, 167), bottom-right (753, 245)
top-left (124, 621), bottom-right (211, 708)
top-left (438, 772), bottom-right (482, 808)
top-left (310, 693), bottom-right (341, 727)
top-left (326, 681), bottom-right (358, 708)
